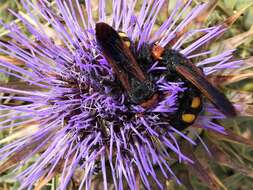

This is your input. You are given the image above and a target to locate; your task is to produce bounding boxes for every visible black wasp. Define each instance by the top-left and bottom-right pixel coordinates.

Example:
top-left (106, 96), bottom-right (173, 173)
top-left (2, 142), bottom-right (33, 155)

top-left (95, 22), bottom-right (236, 130)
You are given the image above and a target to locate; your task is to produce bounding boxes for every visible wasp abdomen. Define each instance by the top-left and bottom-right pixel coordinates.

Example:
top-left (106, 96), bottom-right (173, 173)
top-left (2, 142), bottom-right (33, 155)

top-left (169, 84), bottom-right (203, 130)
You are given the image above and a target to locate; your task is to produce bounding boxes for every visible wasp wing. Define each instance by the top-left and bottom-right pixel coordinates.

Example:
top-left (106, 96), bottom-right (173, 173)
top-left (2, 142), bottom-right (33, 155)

top-left (175, 62), bottom-right (236, 117)
top-left (95, 22), bottom-right (146, 91)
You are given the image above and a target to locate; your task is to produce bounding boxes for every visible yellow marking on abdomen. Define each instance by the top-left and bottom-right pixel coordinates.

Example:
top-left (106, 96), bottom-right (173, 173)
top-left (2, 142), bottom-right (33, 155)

top-left (191, 97), bottom-right (201, 108)
top-left (118, 31), bottom-right (128, 38)
top-left (182, 114), bottom-right (196, 123)
top-left (123, 40), bottom-right (131, 48)
top-left (118, 32), bottom-right (131, 48)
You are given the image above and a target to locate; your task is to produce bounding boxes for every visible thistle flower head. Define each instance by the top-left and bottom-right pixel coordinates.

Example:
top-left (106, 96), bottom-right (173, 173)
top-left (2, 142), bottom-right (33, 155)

top-left (0, 0), bottom-right (248, 189)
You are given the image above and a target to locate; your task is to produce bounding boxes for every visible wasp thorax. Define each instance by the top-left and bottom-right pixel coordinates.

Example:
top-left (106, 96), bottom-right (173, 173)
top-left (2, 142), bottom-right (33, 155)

top-left (128, 79), bottom-right (156, 105)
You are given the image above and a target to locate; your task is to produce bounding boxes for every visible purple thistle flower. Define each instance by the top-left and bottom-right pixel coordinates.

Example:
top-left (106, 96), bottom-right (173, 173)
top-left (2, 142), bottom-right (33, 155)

top-left (0, 0), bottom-right (244, 189)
